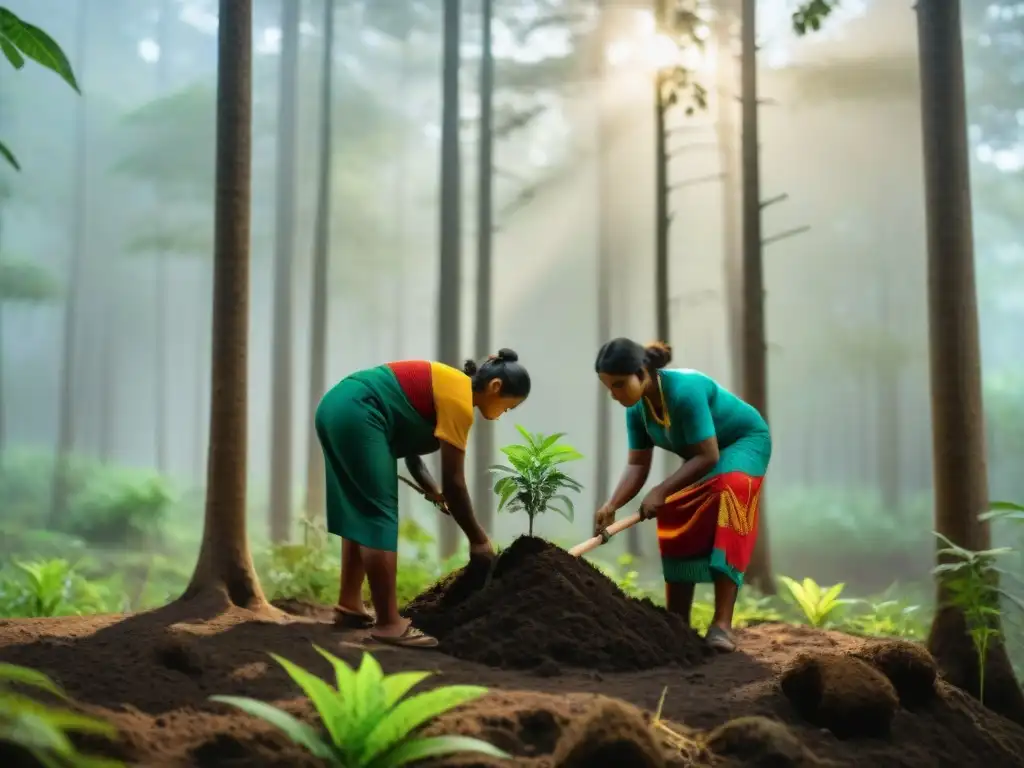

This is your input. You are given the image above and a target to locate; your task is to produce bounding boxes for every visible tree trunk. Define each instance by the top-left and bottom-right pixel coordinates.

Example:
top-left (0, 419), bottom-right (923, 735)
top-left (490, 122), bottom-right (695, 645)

top-left (714, 5), bottom-right (743, 389)
top-left (437, 0), bottom-right (463, 558)
top-left (654, 75), bottom-right (669, 344)
top-left (180, 0), bottom-right (269, 612)
top-left (472, 0), bottom-right (495, 535)
top-left (268, 0), bottom-right (301, 543)
top-left (50, 0), bottom-right (90, 526)
top-left (303, 0), bottom-right (335, 524)
top-left (916, 0), bottom-right (1024, 724)
top-left (738, 0), bottom-right (774, 594)
top-left (593, 1), bottom-right (612, 510)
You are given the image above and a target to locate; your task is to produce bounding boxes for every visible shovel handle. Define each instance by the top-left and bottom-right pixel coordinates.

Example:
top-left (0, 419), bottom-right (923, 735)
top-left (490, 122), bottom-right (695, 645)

top-left (568, 512), bottom-right (644, 557)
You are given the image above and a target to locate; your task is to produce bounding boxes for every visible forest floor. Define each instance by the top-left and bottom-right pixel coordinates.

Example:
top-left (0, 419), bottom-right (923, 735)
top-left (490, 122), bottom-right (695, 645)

top-left (1, 539), bottom-right (1023, 767)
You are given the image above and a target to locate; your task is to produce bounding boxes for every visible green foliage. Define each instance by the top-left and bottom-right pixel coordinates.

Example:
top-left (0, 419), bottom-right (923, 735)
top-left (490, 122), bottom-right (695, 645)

top-left (791, 0), bottom-right (841, 35)
top-left (0, 558), bottom-right (127, 617)
top-left (260, 520), bottom-right (340, 606)
top-left (0, 258), bottom-right (61, 302)
top-left (841, 596), bottom-right (927, 640)
top-left (210, 647), bottom-right (509, 767)
top-left (491, 426), bottom-right (583, 538)
top-left (932, 531), bottom-right (1023, 702)
top-left (778, 576), bottom-right (853, 628)
top-left (0, 7), bottom-right (79, 171)
top-left (981, 500), bottom-right (1024, 526)
top-left (0, 661), bottom-right (123, 767)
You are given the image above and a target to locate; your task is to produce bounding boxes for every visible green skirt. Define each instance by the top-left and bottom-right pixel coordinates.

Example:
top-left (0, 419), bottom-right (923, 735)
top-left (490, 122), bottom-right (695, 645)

top-left (314, 377), bottom-right (400, 552)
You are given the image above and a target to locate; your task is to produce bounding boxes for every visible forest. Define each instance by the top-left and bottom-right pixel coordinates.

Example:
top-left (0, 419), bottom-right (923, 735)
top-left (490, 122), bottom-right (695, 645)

top-left (0, 0), bottom-right (1023, 766)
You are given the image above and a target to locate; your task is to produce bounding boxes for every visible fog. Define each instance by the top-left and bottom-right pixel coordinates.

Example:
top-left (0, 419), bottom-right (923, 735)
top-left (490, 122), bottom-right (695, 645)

top-left (0, 0), bottom-right (1021, 597)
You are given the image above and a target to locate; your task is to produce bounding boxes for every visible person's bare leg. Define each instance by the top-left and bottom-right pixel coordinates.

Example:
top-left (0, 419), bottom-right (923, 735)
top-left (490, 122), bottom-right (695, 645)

top-left (361, 547), bottom-right (408, 637)
top-left (337, 537), bottom-right (369, 616)
top-left (710, 575), bottom-right (738, 632)
top-left (665, 581), bottom-right (696, 625)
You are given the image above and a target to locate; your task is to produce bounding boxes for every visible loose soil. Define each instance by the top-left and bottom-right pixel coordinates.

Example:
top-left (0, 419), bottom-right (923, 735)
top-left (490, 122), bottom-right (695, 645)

top-left (0, 547), bottom-right (1022, 767)
top-left (404, 537), bottom-right (705, 673)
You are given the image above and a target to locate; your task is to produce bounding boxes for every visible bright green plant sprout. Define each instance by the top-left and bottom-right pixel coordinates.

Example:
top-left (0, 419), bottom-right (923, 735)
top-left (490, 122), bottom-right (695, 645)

top-left (843, 598), bottom-right (926, 640)
top-left (210, 646), bottom-right (509, 767)
top-left (0, 7), bottom-right (80, 171)
top-left (490, 426), bottom-right (584, 538)
top-left (778, 576), bottom-right (853, 628)
top-left (0, 661), bottom-right (123, 767)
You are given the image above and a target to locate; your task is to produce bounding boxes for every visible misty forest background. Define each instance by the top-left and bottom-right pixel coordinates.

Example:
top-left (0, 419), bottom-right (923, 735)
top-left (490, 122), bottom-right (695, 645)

top-left (0, 0), bottom-right (1021, 662)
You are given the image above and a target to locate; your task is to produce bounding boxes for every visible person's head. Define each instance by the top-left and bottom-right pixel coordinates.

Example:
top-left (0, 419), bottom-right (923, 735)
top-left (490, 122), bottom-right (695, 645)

top-left (594, 337), bottom-right (672, 407)
top-left (463, 348), bottom-right (531, 420)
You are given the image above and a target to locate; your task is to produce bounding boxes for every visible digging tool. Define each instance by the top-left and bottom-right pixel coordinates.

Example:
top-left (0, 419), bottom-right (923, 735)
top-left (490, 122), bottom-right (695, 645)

top-left (568, 513), bottom-right (644, 557)
top-left (399, 475), bottom-right (449, 514)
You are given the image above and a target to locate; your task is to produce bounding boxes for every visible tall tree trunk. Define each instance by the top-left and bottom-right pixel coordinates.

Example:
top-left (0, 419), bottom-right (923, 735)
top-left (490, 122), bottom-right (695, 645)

top-left (180, 0), bottom-right (268, 611)
top-left (437, 0), bottom-right (463, 558)
top-left (654, 74), bottom-right (669, 344)
top-left (303, 0), bottom-right (335, 524)
top-left (50, 0), bottom-right (90, 526)
top-left (714, 4), bottom-right (742, 389)
top-left (393, 37), bottom-right (410, 361)
top-left (472, 0), bottom-right (495, 534)
top-left (268, 0), bottom-right (301, 543)
top-left (738, 0), bottom-right (774, 594)
top-left (153, 0), bottom-right (171, 474)
top-left (917, 0), bottom-right (1024, 724)
top-left (593, 1), bottom-right (612, 514)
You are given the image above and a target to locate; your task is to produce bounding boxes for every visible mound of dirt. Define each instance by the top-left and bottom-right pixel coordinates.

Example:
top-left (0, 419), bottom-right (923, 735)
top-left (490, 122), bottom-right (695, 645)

top-left (704, 716), bottom-right (825, 767)
top-left (780, 653), bottom-right (898, 739)
top-left (853, 640), bottom-right (937, 709)
top-left (551, 697), bottom-right (667, 768)
top-left (404, 536), bottom-right (705, 672)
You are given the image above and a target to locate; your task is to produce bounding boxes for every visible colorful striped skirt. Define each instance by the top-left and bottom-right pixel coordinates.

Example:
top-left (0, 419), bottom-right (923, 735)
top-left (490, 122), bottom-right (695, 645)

top-left (657, 470), bottom-right (764, 587)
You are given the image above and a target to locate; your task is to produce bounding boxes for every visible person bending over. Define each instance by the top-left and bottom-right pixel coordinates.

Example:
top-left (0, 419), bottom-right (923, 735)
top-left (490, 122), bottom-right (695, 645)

top-left (315, 349), bottom-right (530, 648)
top-left (592, 338), bottom-right (771, 653)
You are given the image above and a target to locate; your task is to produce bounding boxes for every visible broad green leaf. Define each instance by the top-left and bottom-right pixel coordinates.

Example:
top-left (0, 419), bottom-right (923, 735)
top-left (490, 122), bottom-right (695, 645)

top-left (990, 500), bottom-right (1024, 512)
top-left (270, 654), bottom-right (347, 745)
top-left (39, 708), bottom-right (118, 738)
top-left (0, 662), bottom-right (67, 698)
top-left (0, 9), bottom-right (79, 92)
top-left (361, 685), bottom-right (489, 765)
top-left (209, 696), bottom-right (335, 759)
top-left (381, 671), bottom-right (431, 710)
top-left (373, 735), bottom-right (510, 768)
top-left (538, 432), bottom-right (566, 452)
top-left (0, 139), bottom-right (19, 170)
top-left (0, 707), bottom-right (76, 755)
top-left (0, 36), bottom-right (22, 68)
top-left (353, 652), bottom-right (387, 739)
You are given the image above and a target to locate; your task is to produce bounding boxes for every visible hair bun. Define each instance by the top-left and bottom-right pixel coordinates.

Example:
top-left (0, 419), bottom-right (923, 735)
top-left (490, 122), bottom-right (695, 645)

top-left (496, 348), bottom-right (518, 363)
top-left (462, 358), bottom-right (479, 376)
top-left (643, 341), bottom-right (672, 369)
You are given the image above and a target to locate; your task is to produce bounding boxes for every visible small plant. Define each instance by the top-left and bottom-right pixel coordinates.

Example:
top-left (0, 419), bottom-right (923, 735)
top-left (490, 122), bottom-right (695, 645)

top-left (778, 576), bottom-right (852, 628)
top-left (211, 646), bottom-right (509, 767)
top-left (980, 500), bottom-right (1024, 525)
top-left (490, 426), bottom-right (583, 537)
top-left (0, 661), bottom-right (123, 766)
top-left (842, 598), bottom-right (927, 639)
top-left (932, 532), bottom-right (1024, 702)
top-left (260, 520), bottom-right (339, 605)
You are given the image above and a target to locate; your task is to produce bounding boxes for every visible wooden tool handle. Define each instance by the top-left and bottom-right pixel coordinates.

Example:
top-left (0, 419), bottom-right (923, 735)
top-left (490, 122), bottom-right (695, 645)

top-left (568, 513), bottom-right (644, 557)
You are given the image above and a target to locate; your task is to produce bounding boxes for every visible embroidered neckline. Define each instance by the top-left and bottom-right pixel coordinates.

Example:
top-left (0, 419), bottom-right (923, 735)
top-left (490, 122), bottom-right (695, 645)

top-left (644, 373), bottom-right (671, 428)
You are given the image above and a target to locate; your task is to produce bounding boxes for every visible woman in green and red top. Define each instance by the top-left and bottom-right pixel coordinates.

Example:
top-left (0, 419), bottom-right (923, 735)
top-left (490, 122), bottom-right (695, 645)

top-left (314, 349), bottom-right (530, 649)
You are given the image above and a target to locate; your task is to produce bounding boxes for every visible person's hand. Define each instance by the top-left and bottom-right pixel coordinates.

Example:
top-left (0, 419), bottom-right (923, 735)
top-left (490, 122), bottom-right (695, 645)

top-left (639, 486), bottom-right (667, 521)
top-left (423, 488), bottom-right (450, 515)
top-left (593, 504), bottom-right (616, 536)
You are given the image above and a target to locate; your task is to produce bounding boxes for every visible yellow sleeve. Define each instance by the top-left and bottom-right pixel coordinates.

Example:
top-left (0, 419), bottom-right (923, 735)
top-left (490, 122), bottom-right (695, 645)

top-left (430, 362), bottom-right (475, 452)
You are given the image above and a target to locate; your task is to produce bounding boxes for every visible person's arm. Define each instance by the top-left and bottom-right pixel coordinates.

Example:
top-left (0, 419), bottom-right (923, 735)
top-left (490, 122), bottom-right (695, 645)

top-left (603, 449), bottom-right (653, 512)
top-left (654, 437), bottom-right (719, 499)
top-left (404, 455), bottom-right (441, 497)
top-left (439, 441), bottom-right (489, 548)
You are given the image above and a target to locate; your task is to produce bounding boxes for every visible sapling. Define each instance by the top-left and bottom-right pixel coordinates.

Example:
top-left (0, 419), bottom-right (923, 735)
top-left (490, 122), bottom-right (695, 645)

top-left (778, 575), bottom-right (852, 628)
top-left (490, 426), bottom-right (584, 537)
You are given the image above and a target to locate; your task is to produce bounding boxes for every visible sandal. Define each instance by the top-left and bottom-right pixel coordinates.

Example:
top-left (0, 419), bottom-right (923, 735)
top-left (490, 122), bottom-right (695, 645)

top-left (705, 625), bottom-right (737, 653)
top-left (333, 606), bottom-right (376, 629)
top-left (371, 624), bottom-right (439, 649)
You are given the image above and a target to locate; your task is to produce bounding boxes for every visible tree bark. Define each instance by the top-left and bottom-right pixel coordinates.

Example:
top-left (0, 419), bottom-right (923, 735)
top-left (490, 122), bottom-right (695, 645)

top-left (50, 0), bottom-right (90, 526)
top-left (738, 0), bottom-right (774, 594)
top-left (472, 0), bottom-right (495, 535)
top-left (437, 0), bottom-right (463, 558)
top-left (654, 75), bottom-right (669, 345)
top-left (916, 0), bottom-right (1024, 724)
top-left (303, 0), bottom-right (335, 525)
top-left (180, 0), bottom-right (269, 612)
top-left (268, 0), bottom-right (301, 543)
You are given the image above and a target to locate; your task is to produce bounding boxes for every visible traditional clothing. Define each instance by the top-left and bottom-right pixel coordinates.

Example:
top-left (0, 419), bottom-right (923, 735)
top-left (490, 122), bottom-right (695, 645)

top-left (314, 361), bottom-right (475, 551)
top-left (625, 369), bottom-right (771, 587)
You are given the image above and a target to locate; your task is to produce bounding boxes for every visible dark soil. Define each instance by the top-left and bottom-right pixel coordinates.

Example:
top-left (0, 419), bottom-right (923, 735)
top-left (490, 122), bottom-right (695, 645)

top-left (404, 536), bottom-right (706, 674)
top-left (0, 567), bottom-right (1022, 766)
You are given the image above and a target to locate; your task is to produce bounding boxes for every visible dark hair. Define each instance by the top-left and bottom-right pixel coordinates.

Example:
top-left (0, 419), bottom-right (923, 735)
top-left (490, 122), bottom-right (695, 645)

top-left (463, 348), bottom-right (531, 398)
top-left (594, 337), bottom-right (673, 376)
